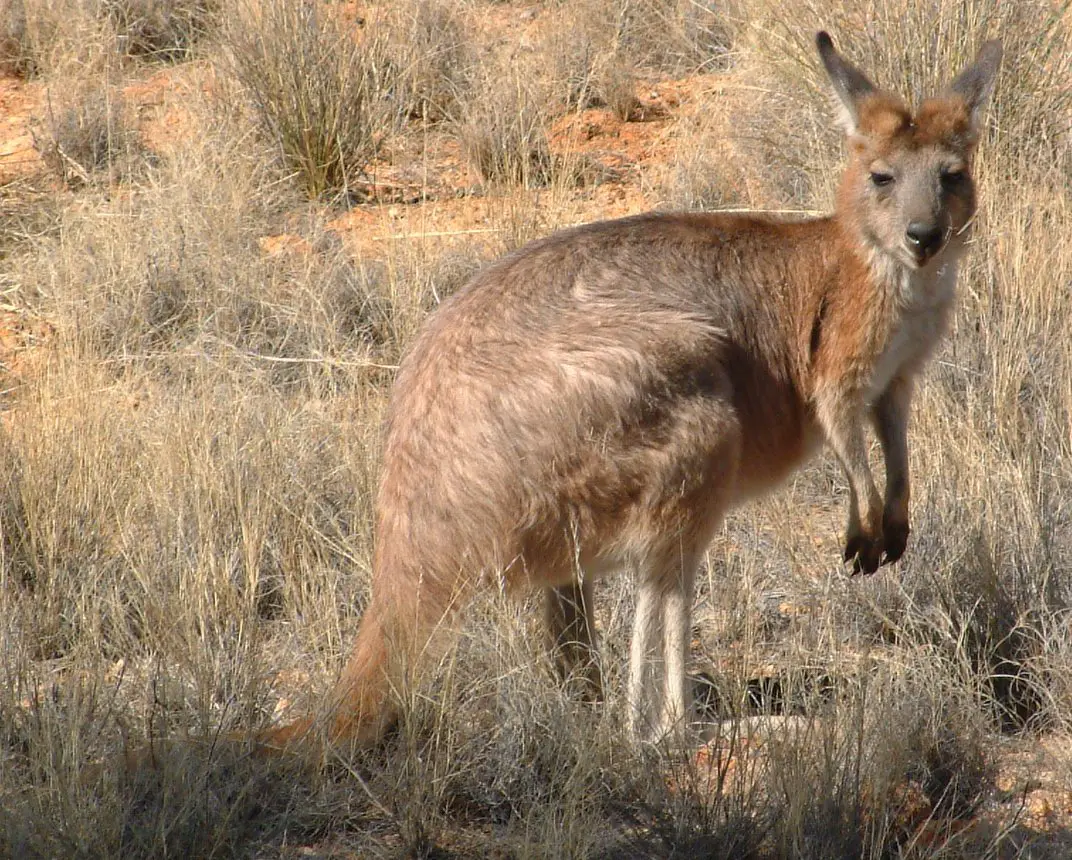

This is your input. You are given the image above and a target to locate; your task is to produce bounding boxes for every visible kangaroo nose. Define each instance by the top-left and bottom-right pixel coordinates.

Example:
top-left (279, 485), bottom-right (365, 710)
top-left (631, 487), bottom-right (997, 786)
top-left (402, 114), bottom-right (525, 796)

top-left (905, 222), bottom-right (944, 261)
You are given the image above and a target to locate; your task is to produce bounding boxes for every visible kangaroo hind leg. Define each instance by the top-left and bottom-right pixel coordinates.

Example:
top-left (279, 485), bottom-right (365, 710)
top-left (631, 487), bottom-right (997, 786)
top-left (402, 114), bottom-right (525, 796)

top-left (627, 554), bottom-right (700, 743)
top-left (546, 576), bottom-right (604, 702)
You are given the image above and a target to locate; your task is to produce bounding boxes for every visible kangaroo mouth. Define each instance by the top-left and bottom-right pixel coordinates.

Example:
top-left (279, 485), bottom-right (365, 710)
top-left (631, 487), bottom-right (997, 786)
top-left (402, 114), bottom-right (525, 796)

top-left (905, 245), bottom-right (942, 268)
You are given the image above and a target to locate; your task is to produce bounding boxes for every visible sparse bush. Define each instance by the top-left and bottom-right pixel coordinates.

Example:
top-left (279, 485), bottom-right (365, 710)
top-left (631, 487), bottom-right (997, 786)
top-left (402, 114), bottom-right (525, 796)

top-left (224, 0), bottom-right (403, 199)
top-left (599, 54), bottom-right (640, 120)
top-left (0, 0), bottom-right (110, 77)
top-left (32, 80), bottom-right (144, 187)
top-left (102, 0), bottom-right (218, 61)
top-left (458, 65), bottom-right (553, 186)
top-left (386, 0), bottom-right (472, 122)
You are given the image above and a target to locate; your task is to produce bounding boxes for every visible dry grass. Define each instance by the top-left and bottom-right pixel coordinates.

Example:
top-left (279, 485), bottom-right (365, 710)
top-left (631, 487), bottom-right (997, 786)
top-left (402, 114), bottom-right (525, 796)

top-left (660, 109), bottom-right (749, 211)
top-left (222, 0), bottom-right (405, 200)
top-left (538, 0), bottom-right (728, 114)
top-left (612, 0), bottom-right (734, 75)
top-left (0, 0), bottom-right (216, 78)
top-left (0, 0), bottom-right (112, 78)
top-left (32, 78), bottom-right (145, 187)
top-left (0, 0), bottom-right (1070, 857)
top-left (0, 177), bottom-right (60, 260)
top-left (384, 0), bottom-right (473, 123)
top-left (457, 61), bottom-right (555, 187)
top-left (103, 0), bottom-right (219, 61)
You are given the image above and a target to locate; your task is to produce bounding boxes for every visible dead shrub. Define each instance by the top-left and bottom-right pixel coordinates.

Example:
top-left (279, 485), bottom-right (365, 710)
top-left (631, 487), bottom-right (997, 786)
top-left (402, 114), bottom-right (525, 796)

top-left (385, 0), bottom-right (473, 122)
top-left (457, 66), bottom-right (553, 187)
top-left (32, 80), bottom-right (144, 187)
top-left (102, 0), bottom-right (218, 61)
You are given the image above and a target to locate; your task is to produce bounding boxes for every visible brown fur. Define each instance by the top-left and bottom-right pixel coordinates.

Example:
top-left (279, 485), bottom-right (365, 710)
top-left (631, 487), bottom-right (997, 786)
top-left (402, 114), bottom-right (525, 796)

top-left (262, 32), bottom-right (1002, 751)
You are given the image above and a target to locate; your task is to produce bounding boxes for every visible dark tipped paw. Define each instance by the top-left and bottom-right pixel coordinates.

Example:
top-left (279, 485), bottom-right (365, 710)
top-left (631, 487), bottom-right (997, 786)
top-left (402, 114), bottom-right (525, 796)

top-left (843, 534), bottom-right (883, 575)
top-left (881, 518), bottom-right (910, 566)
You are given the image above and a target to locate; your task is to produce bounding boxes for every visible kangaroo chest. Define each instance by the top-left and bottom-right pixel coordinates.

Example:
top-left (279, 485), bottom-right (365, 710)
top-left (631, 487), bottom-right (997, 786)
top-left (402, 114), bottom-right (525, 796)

top-left (866, 262), bottom-right (958, 402)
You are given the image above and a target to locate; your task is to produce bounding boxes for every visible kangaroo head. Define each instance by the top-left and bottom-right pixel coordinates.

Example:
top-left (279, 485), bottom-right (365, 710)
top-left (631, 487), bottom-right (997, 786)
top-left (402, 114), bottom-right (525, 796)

top-left (817, 32), bottom-right (1002, 273)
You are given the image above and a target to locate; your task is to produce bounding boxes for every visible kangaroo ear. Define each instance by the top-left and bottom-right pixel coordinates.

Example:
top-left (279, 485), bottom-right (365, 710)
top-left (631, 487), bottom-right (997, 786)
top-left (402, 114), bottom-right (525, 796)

top-left (947, 39), bottom-right (1003, 138)
top-left (816, 31), bottom-right (877, 135)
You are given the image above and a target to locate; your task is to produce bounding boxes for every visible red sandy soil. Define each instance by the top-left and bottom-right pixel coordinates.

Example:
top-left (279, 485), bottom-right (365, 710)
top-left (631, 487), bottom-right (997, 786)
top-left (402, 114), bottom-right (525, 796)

top-left (0, 74), bottom-right (42, 181)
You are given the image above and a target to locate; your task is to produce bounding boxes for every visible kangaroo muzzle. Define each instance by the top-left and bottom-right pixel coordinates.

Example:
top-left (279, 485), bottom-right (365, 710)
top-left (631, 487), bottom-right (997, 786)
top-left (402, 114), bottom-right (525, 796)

top-left (905, 220), bottom-right (946, 265)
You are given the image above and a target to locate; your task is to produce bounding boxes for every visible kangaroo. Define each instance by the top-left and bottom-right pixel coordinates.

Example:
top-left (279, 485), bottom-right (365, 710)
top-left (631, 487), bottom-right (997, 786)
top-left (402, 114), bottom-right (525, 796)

top-left (266, 32), bottom-right (1002, 749)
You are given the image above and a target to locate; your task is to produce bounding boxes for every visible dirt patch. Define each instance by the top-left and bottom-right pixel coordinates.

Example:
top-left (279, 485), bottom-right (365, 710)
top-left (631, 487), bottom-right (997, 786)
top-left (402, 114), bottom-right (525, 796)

top-left (122, 60), bottom-right (216, 156)
top-left (0, 74), bottom-right (43, 181)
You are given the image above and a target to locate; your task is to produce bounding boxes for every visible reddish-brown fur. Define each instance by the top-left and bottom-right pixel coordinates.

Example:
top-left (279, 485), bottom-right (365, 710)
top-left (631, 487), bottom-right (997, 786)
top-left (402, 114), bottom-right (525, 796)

top-left (264, 32), bottom-right (1002, 750)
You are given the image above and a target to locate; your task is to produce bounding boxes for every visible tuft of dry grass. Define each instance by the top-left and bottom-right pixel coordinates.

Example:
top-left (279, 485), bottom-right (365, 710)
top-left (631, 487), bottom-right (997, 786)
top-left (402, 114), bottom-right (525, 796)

top-left (385, 0), bottom-right (473, 123)
top-left (32, 79), bottom-right (144, 187)
top-left (457, 63), bottom-right (554, 187)
top-left (103, 0), bottom-right (219, 61)
top-left (599, 54), bottom-right (641, 121)
top-left (223, 0), bottom-right (404, 200)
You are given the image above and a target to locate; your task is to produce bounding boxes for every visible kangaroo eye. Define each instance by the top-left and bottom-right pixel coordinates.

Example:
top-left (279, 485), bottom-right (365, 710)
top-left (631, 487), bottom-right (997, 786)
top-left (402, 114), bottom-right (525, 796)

top-left (870, 171), bottom-right (894, 188)
top-left (940, 168), bottom-right (966, 188)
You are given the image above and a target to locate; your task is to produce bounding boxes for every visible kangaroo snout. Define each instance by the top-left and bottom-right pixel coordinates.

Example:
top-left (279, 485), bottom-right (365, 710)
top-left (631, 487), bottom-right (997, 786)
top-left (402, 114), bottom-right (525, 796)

top-left (905, 220), bottom-right (946, 265)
